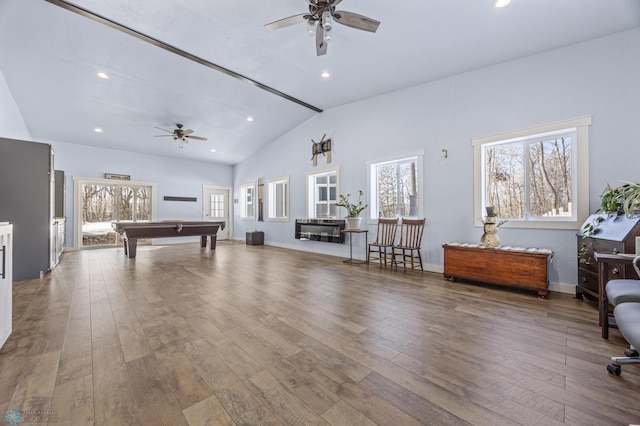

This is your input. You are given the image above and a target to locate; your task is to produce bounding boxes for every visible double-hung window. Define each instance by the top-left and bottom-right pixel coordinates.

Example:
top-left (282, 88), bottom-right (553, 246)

top-left (239, 182), bottom-right (256, 220)
top-left (473, 117), bottom-right (591, 229)
top-left (367, 152), bottom-right (423, 221)
top-left (307, 167), bottom-right (339, 218)
top-left (267, 176), bottom-right (289, 221)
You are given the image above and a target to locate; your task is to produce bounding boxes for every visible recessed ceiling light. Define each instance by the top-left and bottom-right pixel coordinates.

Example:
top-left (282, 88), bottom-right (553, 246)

top-left (246, 116), bottom-right (254, 122)
top-left (321, 71), bottom-right (330, 78)
top-left (93, 128), bottom-right (103, 133)
top-left (96, 72), bottom-right (109, 79)
top-left (210, 149), bottom-right (216, 153)
top-left (493, 0), bottom-right (511, 8)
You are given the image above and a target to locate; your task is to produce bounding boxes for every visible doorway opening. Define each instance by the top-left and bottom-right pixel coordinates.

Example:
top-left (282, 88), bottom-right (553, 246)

top-left (202, 184), bottom-right (231, 240)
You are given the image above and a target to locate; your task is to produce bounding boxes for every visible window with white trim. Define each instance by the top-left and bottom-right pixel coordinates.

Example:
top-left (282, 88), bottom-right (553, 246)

top-left (267, 176), bottom-right (289, 221)
top-left (239, 183), bottom-right (256, 220)
top-left (472, 117), bottom-right (591, 229)
top-left (307, 167), bottom-right (339, 219)
top-left (367, 153), bottom-right (423, 221)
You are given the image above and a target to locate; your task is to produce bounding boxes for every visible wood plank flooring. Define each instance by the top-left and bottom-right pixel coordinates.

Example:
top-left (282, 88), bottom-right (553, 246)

top-left (1, 241), bottom-right (639, 425)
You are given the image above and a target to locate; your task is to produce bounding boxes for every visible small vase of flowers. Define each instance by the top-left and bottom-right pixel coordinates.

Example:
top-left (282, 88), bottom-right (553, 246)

top-left (337, 190), bottom-right (367, 229)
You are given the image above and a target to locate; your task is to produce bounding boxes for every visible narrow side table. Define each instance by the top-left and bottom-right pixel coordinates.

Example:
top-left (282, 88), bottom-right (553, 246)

top-left (341, 229), bottom-right (368, 264)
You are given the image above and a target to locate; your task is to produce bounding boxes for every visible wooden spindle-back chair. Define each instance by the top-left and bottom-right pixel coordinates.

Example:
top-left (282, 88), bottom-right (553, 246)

top-left (393, 218), bottom-right (426, 271)
top-left (367, 218), bottom-right (399, 268)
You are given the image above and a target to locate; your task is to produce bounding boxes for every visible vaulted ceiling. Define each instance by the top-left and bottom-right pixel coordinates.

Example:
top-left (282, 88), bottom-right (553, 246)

top-left (1, 0), bottom-right (639, 164)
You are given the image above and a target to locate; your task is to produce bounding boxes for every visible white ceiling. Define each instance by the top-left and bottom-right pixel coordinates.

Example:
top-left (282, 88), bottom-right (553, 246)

top-left (1, 0), bottom-right (639, 165)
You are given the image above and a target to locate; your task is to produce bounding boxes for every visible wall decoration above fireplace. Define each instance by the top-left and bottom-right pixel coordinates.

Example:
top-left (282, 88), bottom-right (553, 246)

top-left (311, 134), bottom-right (331, 166)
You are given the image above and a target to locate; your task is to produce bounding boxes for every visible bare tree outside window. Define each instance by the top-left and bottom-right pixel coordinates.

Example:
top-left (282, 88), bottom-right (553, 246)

top-left (485, 143), bottom-right (524, 219)
top-left (529, 138), bottom-right (572, 217)
top-left (373, 158), bottom-right (418, 219)
top-left (377, 163), bottom-right (398, 217)
top-left (81, 183), bottom-right (153, 247)
top-left (485, 137), bottom-right (572, 219)
top-left (136, 187), bottom-right (152, 221)
top-left (119, 186), bottom-right (134, 221)
top-left (82, 184), bottom-right (116, 224)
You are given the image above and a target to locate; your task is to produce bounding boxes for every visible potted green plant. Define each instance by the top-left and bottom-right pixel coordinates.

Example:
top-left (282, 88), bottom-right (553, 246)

top-left (613, 182), bottom-right (640, 217)
top-left (582, 183), bottom-right (640, 236)
top-left (336, 190), bottom-right (368, 229)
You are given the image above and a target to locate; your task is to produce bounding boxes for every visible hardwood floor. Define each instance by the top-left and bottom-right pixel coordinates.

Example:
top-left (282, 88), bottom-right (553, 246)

top-left (1, 242), bottom-right (639, 425)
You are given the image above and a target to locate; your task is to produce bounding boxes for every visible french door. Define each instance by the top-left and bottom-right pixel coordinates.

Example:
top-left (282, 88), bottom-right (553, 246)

top-left (202, 185), bottom-right (231, 240)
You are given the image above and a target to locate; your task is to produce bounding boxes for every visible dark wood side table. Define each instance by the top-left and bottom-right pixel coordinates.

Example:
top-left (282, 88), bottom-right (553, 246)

top-left (594, 252), bottom-right (637, 339)
top-left (341, 229), bottom-right (368, 264)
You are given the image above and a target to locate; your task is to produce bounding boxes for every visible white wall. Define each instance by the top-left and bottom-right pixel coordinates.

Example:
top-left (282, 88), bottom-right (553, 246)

top-left (234, 28), bottom-right (640, 292)
top-left (0, 69), bottom-right (31, 140)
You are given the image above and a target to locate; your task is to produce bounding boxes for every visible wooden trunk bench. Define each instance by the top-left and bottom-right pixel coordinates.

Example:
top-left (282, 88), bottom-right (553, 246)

top-left (443, 242), bottom-right (553, 297)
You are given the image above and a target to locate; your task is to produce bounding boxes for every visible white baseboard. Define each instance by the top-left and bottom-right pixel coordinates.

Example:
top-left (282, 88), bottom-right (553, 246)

top-left (548, 281), bottom-right (576, 295)
top-left (255, 242), bottom-right (579, 295)
top-left (404, 263), bottom-right (577, 295)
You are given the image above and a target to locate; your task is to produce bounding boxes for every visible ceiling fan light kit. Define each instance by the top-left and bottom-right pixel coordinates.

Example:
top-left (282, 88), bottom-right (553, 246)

top-left (265, 0), bottom-right (380, 56)
top-left (493, 0), bottom-right (512, 8)
top-left (307, 20), bottom-right (317, 36)
top-left (321, 11), bottom-right (333, 30)
top-left (154, 123), bottom-right (208, 147)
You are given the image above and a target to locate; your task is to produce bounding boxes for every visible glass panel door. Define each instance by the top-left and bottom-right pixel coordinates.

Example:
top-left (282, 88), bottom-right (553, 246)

top-left (81, 184), bottom-right (117, 247)
top-left (81, 183), bottom-right (153, 247)
top-left (202, 186), bottom-right (229, 240)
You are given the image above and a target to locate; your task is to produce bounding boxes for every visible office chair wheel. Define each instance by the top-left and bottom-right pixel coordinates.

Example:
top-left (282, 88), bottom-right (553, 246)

top-left (607, 363), bottom-right (621, 376)
top-left (624, 348), bottom-right (639, 357)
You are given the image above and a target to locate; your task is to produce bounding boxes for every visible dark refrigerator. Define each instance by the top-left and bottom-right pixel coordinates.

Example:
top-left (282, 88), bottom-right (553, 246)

top-left (0, 137), bottom-right (55, 281)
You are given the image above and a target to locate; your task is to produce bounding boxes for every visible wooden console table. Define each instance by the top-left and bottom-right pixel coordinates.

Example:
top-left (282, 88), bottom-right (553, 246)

top-left (443, 242), bottom-right (553, 297)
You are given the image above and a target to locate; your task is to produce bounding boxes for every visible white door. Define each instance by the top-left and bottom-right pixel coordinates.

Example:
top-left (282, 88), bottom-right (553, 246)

top-left (202, 185), bottom-right (230, 240)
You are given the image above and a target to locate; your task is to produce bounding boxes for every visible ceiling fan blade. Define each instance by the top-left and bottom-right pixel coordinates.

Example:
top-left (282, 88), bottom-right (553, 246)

top-left (182, 129), bottom-right (194, 135)
top-left (330, 0), bottom-right (344, 7)
top-left (265, 14), bottom-right (307, 32)
top-left (316, 26), bottom-right (328, 56)
top-left (185, 135), bottom-right (208, 141)
top-left (154, 134), bottom-right (174, 137)
top-left (333, 11), bottom-right (380, 33)
top-left (154, 126), bottom-right (174, 133)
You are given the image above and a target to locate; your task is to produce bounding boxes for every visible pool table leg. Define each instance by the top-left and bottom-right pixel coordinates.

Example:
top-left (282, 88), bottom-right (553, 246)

top-left (126, 238), bottom-right (138, 258)
top-left (201, 235), bottom-right (217, 250)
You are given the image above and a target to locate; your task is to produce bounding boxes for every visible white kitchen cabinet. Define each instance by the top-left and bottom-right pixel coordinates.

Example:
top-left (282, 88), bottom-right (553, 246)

top-left (0, 224), bottom-right (13, 349)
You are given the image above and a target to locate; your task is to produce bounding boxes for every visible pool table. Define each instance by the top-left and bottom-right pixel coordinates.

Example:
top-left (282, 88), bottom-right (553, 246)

top-left (111, 221), bottom-right (225, 258)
